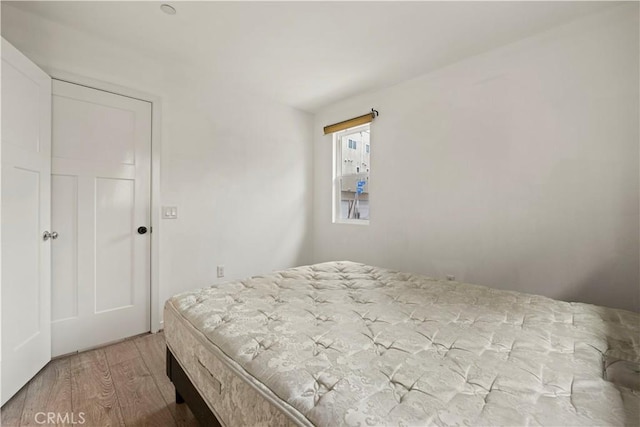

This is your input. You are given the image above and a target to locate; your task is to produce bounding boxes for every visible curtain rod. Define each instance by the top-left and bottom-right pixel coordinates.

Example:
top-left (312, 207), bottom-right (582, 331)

top-left (324, 108), bottom-right (379, 135)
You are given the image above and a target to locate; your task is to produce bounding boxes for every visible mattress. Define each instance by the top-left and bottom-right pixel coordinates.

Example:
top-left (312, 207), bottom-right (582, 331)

top-left (164, 261), bottom-right (640, 426)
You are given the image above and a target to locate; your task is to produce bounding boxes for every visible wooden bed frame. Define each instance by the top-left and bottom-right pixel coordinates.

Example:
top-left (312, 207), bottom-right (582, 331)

top-left (166, 347), bottom-right (222, 427)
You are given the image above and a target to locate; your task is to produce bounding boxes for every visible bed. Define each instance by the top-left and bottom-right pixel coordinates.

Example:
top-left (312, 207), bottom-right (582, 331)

top-left (164, 261), bottom-right (640, 426)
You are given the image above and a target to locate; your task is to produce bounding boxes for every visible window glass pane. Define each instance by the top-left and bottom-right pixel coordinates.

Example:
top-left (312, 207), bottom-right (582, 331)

top-left (336, 125), bottom-right (369, 221)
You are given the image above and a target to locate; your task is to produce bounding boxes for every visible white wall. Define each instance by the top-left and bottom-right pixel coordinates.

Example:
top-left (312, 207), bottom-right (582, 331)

top-left (1, 4), bottom-right (314, 324)
top-left (313, 4), bottom-right (639, 312)
top-left (3, 3), bottom-right (638, 316)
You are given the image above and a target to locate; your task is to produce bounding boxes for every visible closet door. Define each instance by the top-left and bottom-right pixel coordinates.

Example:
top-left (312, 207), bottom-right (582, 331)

top-left (1, 38), bottom-right (52, 405)
top-left (51, 80), bottom-right (151, 356)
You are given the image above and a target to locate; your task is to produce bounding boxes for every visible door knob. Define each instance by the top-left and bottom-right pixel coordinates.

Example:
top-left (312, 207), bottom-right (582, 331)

top-left (43, 231), bottom-right (58, 241)
top-left (137, 226), bottom-right (148, 235)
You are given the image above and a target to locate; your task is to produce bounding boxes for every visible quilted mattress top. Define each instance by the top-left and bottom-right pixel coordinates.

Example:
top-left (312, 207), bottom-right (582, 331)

top-left (168, 261), bottom-right (640, 426)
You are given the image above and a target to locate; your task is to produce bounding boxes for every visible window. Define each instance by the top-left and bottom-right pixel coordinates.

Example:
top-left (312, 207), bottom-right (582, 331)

top-left (334, 124), bottom-right (370, 223)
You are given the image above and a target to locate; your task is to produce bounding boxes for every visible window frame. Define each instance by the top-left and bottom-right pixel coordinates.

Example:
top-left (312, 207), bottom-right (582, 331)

top-left (332, 123), bottom-right (370, 225)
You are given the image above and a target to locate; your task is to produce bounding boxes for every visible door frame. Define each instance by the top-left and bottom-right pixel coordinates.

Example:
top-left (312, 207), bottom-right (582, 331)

top-left (48, 69), bottom-right (162, 333)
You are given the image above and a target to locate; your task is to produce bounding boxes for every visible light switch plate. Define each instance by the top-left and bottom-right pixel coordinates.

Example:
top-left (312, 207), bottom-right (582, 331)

top-left (162, 206), bottom-right (178, 219)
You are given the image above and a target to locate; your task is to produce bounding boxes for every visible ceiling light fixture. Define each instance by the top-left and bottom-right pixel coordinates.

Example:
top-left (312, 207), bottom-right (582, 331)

top-left (160, 4), bottom-right (177, 15)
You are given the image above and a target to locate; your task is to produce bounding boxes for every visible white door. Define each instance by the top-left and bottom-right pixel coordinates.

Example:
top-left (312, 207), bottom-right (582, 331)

top-left (51, 80), bottom-right (151, 357)
top-left (1, 38), bottom-right (52, 405)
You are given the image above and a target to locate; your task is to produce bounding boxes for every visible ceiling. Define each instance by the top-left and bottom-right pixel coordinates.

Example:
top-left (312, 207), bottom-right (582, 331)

top-left (5, 1), bottom-right (619, 112)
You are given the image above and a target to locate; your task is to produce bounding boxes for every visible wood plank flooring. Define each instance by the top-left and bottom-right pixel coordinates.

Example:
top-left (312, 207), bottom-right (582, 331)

top-left (1, 332), bottom-right (198, 427)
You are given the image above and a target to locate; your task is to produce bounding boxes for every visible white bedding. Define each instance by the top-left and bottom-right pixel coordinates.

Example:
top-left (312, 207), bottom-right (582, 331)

top-left (166, 261), bottom-right (640, 426)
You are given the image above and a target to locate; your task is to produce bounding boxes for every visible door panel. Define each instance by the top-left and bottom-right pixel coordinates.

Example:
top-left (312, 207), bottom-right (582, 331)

top-left (51, 80), bottom-right (151, 356)
top-left (2, 57), bottom-right (41, 152)
top-left (95, 177), bottom-right (135, 312)
top-left (1, 38), bottom-right (52, 405)
top-left (52, 95), bottom-right (136, 164)
top-left (3, 167), bottom-right (41, 340)
top-left (51, 174), bottom-right (78, 322)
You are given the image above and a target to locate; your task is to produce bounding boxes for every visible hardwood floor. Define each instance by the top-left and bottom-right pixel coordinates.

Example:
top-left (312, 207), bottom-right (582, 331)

top-left (1, 332), bottom-right (199, 427)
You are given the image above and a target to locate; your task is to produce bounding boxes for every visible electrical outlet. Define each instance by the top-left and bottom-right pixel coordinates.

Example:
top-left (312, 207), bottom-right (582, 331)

top-left (217, 265), bottom-right (225, 278)
top-left (446, 275), bottom-right (455, 281)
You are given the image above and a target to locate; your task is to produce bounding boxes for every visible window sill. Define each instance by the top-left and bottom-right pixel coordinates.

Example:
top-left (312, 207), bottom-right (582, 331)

top-left (333, 219), bottom-right (369, 226)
